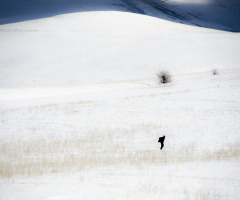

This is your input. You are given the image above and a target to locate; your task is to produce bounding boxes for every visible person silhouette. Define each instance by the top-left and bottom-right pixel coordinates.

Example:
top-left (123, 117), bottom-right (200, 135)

top-left (158, 135), bottom-right (165, 150)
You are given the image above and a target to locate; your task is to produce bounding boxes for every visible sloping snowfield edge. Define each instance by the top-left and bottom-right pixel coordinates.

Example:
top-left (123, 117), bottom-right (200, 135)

top-left (0, 10), bottom-right (240, 200)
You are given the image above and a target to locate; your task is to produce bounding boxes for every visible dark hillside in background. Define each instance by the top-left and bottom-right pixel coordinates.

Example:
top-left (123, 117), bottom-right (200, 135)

top-left (0, 0), bottom-right (240, 32)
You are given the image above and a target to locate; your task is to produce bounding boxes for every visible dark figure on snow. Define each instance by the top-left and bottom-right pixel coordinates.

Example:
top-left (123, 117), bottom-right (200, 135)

top-left (158, 135), bottom-right (165, 150)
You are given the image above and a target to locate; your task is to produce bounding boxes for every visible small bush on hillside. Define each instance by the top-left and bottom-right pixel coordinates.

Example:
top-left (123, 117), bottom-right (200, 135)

top-left (212, 69), bottom-right (219, 75)
top-left (157, 71), bottom-right (172, 84)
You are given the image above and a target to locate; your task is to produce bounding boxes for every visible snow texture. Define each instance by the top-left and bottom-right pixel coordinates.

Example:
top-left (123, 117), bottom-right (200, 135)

top-left (0, 1), bottom-right (240, 200)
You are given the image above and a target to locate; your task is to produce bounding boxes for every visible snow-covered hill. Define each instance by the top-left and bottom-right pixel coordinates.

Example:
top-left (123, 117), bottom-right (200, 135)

top-left (0, 11), bottom-right (240, 90)
top-left (0, 0), bottom-right (240, 32)
top-left (0, 1), bottom-right (240, 200)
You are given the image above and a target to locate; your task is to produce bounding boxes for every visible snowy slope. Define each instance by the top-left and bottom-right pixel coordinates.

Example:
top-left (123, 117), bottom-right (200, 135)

top-left (0, 0), bottom-right (240, 31)
top-left (0, 11), bottom-right (240, 90)
top-left (0, 2), bottom-right (240, 200)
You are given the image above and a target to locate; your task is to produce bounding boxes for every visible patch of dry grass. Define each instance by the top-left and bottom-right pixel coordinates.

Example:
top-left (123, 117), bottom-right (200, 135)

top-left (0, 92), bottom-right (239, 179)
top-left (0, 131), bottom-right (239, 178)
top-left (194, 188), bottom-right (224, 200)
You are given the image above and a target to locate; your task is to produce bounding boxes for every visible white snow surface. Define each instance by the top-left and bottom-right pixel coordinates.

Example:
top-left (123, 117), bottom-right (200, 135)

top-left (0, 11), bottom-right (240, 89)
top-left (0, 7), bottom-right (240, 200)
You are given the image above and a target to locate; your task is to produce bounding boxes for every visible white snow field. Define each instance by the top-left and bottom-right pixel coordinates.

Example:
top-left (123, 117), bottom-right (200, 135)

top-left (1, 2), bottom-right (240, 200)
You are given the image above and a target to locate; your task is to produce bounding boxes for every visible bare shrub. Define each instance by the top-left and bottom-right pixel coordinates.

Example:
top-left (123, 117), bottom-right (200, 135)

top-left (212, 69), bottom-right (219, 75)
top-left (157, 71), bottom-right (172, 84)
